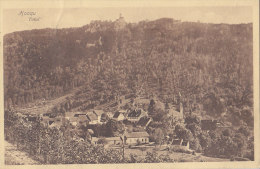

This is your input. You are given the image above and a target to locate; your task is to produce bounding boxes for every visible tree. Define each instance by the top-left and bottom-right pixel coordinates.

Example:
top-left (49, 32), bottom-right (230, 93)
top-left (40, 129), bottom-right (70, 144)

top-left (174, 124), bottom-right (193, 141)
top-left (148, 99), bottom-right (156, 116)
top-left (198, 132), bottom-right (212, 150)
top-left (144, 151), bottom-right (160, 163)
top-left (153, 128), bottom-right (164, 146)
top-left (152, 108), bottom-right (167, 122)
top-left (240, 107), bottom-right (253, 127)
top-left (222, 128), bottom-right (232, 137)
top-left (104, 119), bottom-right (125, 137)
top-left (237, 125), bottom-right (250, 137)
top-left (233, 133), bottom-right (247, 157)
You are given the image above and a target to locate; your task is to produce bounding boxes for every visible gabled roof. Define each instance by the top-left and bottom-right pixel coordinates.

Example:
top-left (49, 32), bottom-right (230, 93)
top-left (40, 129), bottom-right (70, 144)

top-left (87, 112), bottom-right (98, 121)
top-left (128, 109), bottom-right (142, 118)
top-left (78, 115), bottom-right (89, 122)
top-left (74, 113), bottom-right (88, 117)
top-left (49, 121), bottom-right (62, 128)
top-left (91, 137), bottom-right (99, 142)
top-left (66, 112), bottom-right (87, 118)
top-left (113, 111), bottom-right (124, 118)
top-left (137, 117), bottom-right (152, 127)
top-left (125, 132), bottom-right (149, 138)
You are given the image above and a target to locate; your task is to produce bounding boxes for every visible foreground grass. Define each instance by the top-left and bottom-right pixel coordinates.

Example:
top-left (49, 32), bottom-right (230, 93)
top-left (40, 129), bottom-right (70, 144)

top-left (5, 141), bottom-right (39, 165)
top-left (124, 146), bottom-right (229, 162)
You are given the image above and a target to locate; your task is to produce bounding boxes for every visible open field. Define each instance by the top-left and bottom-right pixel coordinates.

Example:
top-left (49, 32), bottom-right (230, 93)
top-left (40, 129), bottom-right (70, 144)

top-left (14, 85), bottom-right (86, 115)
top-left (125, 147), bottom-right (229, 162)
top-left (111, 145), bottom-right (229, 162)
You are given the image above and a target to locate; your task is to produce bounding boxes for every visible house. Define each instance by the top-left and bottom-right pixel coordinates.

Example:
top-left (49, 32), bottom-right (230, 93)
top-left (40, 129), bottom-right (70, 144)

top-left (106, 112), bottom-right (114, 119)
top-left (86, 111), bottom-right (99, 124)
top-left (133, 97), bottom-right (150, 108)
top-left (86, 43), bottom-right (95, 48)
top-left (125, 131), bottom-right (149, 145)
top-left (65, 111), bottom-right (87, 119)
top-left (91, 137), bottom-right (122, 145)
top-left (77, 115), bottom-right (89, 127)
top-left (93, 109), bottom-right (104, 123)
top-left (41, 116), bottom-right (65, 127)
top-left (49, 120), bottom-right (63, 128)
top-left (106, 137), bottom-right (122, 145)
top-left (69, 117), bottom-right (79, 126)
top-left (216, 121), bottom-right (231, 130)
top-left (65, 111), bottom-right (89, 126)
top-left (65, 110), bottom-right (105, 125)
top-left (127, 109), bottom-right (147, 122)
top-left (91, 137), bottom-right (99, 145)
top-left (68, 115), bottom-right (89, 127)
top-left (76, 110), bottom-right (105, 124)
top-left (172, 139), bottom-right (190, 150)
top-left (136, 116), bottom-right (152, 128)
top-left (113, 111), bottom-right (125, 121)
top-left (181, 140), bottom-right (190, 150)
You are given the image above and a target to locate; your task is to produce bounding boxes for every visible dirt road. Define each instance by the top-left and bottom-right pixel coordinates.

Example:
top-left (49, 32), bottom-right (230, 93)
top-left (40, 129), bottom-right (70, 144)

top-left (5, 141), bottom-right (39, 165)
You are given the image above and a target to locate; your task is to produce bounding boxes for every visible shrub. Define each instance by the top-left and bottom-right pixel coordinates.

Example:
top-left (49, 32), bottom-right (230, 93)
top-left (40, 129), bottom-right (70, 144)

top-left (170, 146), bottom-right (192, 154)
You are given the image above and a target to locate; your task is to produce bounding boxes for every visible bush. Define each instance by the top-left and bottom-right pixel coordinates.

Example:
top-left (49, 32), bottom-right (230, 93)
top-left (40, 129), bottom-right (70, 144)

top-left (170, 146), bottom-right (192, 154)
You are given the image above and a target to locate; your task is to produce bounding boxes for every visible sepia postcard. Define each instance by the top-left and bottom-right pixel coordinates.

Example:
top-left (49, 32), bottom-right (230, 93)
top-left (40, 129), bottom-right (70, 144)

top-left (0, 0), bottom-right (259, 169)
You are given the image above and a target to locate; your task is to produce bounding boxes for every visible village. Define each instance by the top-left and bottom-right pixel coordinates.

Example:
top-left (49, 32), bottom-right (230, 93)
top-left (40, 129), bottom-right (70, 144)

top-left (3, 11), bottom-right (254, 164)
top-left (14, 92), bottom-right (231, 159)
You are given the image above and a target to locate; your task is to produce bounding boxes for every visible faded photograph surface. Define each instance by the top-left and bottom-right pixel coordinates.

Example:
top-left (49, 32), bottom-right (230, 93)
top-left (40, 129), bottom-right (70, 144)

top-left (3, 6), bottom-right (254, 165)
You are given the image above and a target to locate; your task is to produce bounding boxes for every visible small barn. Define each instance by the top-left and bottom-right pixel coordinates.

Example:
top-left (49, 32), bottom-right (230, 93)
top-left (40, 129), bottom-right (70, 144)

top-left (125, 132), bottom-right (149, 145)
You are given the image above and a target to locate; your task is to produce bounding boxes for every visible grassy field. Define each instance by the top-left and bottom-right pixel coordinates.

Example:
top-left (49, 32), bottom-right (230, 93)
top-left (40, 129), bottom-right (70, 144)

top-left (123, 146), bottom-right (229, 162)
top-left (14, 85), bottom-right (86, 115)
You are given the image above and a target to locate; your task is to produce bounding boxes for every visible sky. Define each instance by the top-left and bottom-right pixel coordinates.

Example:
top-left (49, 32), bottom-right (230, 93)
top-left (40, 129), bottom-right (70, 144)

top-left (3, 6), bottom-right (252, 35)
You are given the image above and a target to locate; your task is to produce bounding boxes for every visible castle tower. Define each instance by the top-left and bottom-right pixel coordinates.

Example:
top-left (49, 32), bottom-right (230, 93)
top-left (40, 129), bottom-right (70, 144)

top-left (114, 13), bottom-right (126, 30)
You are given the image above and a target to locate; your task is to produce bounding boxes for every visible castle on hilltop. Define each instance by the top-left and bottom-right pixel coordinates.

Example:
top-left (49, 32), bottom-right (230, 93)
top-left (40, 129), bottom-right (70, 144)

top-left (114, 13), bottom-right (127, 30)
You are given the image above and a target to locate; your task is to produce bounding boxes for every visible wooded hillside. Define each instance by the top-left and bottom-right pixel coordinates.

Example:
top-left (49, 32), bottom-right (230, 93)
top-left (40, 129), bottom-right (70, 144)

top-left (4, 18), bottom-right (253, 127)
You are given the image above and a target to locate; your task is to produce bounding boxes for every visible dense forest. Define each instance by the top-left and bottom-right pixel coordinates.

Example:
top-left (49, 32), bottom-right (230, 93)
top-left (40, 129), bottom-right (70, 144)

top-left (4, 18), bottom-right (253, 127)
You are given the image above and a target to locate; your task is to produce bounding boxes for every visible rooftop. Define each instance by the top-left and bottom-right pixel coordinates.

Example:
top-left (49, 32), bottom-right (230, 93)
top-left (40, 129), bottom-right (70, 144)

top-left (87, 112), bottom-right (98, 121)
top-left (137, 117), bottom-right (152, 127)
top-left (113, 111), bottom-right (121, 118)
top-left (128, 109), bottom-right (143, 118)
